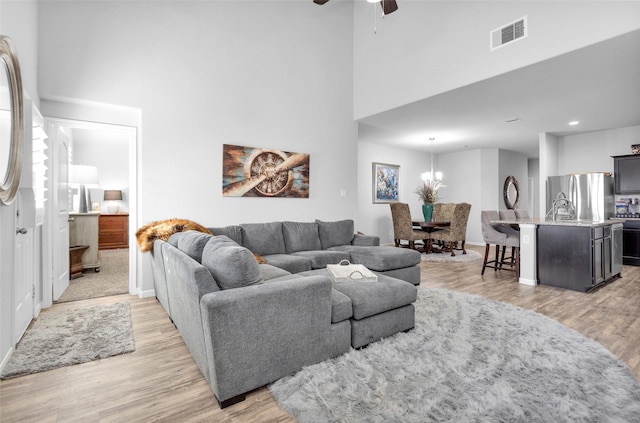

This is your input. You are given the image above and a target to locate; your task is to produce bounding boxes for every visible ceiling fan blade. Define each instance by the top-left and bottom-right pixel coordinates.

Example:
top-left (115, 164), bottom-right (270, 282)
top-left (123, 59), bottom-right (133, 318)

top-left (380, 0), bottom-right (398, 15)
top-left (313, 0), bottom-right (330, 4)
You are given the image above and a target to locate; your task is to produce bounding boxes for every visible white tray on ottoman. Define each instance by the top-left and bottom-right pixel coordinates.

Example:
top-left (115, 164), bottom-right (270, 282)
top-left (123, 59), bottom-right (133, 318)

top-left (327, 260), bottom-right (378, 282)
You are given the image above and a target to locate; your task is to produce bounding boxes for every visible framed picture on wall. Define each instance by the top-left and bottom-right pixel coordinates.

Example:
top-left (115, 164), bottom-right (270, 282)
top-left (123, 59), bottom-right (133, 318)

top-left (372, 162), bottom-right (400, 203)
top-left (222, 144), bottom-right (310, 198)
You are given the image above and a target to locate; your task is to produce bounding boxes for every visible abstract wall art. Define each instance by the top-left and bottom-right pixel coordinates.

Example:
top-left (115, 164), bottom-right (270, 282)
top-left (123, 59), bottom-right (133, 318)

top-left (222, 144), bottom-right (310, 198)
top-left (372, 162), bottom-right (400, 203)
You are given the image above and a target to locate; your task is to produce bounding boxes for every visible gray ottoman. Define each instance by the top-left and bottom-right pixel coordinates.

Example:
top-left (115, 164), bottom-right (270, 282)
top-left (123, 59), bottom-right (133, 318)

top-left (299, 270), bottom-right (417, 348)
top-left (328, 245), bottom-right (422, 285)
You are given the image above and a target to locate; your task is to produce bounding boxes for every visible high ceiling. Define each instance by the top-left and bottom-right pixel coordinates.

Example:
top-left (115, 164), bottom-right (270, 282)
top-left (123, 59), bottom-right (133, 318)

top-left (357, 29), bottom-right (640, 158)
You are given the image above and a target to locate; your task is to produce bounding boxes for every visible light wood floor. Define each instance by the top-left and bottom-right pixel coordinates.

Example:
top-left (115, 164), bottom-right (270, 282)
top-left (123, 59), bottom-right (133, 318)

top-left (2, 245), bottom-right (639, 422)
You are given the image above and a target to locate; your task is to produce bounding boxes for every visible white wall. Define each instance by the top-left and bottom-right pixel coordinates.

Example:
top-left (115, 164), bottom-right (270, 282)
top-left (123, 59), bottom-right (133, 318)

top-left (0, 0), bottom-right (39, 108)
top-left (528, 158), bottom-right (540, 218)
top-left (434, 147), bottom-right (528, 245)
top-left (439, 149), bottom-right (484, 244)
top-left (0, 0), bottom-right (40, 372)
top-left (557, 125), bottom-right (640, 175)
top-left (353, 0), bottom-right (640, 119)
top-left (357, 139), bottom-right (431, 244)
top-left (498, 149), bottom-right (529, 212)
top-left (38, 1), bottom-right (357, 293)
top-left (538, 132), bottom-right (560, 218)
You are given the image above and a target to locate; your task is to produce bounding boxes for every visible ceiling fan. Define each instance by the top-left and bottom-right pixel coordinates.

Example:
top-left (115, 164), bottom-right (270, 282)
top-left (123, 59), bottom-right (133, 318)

top-left (313, 0), bottom-right (398, 15)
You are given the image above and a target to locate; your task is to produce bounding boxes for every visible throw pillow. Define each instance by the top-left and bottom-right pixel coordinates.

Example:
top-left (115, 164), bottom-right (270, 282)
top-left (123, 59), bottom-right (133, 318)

top-left (176, 231), bottom-right (213, 263)
top-left (207, 226), bottom-right (267, 263)
top-left (316, 219), bottom-right (355, 249)
top-left (201, 235), bottom-right (262, 290)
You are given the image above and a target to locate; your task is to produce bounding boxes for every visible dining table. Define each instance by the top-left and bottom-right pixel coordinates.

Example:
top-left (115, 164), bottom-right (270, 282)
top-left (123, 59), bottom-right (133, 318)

top-left (412, 220), bottom-right (451, 253)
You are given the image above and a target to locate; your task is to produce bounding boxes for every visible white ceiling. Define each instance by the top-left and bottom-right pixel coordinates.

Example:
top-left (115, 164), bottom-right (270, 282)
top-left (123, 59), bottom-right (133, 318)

top-left (357, 28), bottom-right (640, 158)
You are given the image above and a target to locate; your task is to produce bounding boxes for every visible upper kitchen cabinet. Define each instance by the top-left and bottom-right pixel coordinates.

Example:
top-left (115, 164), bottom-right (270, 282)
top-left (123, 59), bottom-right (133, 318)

top-left (613, 154), bottom-right (640, 194)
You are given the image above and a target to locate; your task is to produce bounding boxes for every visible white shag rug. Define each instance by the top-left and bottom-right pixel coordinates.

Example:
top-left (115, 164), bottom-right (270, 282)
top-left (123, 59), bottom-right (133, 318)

top-left (1, 302), bottom-right (135, 379)
top-left (421, 249), bottom-right (482, 263)
top-left (270, 287), bottom-right (640, 422)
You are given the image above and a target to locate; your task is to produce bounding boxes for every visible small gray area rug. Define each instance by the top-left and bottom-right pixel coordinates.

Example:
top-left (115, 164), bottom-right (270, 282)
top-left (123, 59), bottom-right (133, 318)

top-left (270, 288), bottom-right (640, 422)
top-left (421, 249), bottom-right (482, 263)
top-left (57, 248), bottom-right (129, 303)
top-left (1, 302), bottom-right (135, 379)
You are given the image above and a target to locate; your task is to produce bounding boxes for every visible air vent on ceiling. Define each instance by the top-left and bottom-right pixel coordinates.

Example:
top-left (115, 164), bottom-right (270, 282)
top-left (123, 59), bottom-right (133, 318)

top-left (490, 16), bottom-right (527, 51)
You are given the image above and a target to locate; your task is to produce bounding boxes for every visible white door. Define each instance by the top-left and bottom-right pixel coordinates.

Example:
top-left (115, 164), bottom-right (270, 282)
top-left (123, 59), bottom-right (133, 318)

top-left (14, 192), bottom-right (34, 343)
top-left (51, 127), bottom-right (70, 300)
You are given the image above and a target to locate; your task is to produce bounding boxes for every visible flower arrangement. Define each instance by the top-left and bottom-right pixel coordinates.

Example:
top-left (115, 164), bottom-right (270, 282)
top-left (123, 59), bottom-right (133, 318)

top-left (415, 178), bottom-right (444, 204)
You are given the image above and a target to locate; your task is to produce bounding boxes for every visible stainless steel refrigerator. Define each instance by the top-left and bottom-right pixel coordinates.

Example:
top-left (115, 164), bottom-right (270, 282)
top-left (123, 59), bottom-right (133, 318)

top-left (546, 173), bottom-right (615, 221)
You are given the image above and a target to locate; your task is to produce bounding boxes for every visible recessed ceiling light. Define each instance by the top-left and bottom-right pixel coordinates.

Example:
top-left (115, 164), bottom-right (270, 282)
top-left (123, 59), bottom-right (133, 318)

top-left (569, 121), bottom-right (580, 126)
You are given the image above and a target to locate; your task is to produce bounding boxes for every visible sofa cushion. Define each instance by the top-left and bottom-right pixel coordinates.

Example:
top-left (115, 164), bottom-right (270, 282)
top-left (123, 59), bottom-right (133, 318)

top-left (299, 269), bottom-right (354, 323)
top-left (240, 222), bottom-right (286, 256)
top-left (330, 289), bottom-right (353, 323)
top-left (167, 232), bottom-right (181, 247)
top-left (331, 274), bottom-right (417, 320)
top-left (282, 221), bottom-right (321, 253)
top-left (208, 225), bottom-right (243, 245)
top-left (352, 233), bottom-right (380, 246)
top-left (262, 273), bottom-right (302, 284)
top-left (261, 253), bottom-right (312, 274)
top-left (290, 250), bottom-right (351, 270)
top-left (259, 263), bottom-right (292, 281)
top-left (175, 230), bottom-right (214, 262)
top-left (316, 219), bottom-right (355, 249)
top-left (201, 236), bottom-right (262, 290)
top-left (330, 245), bottom-right (421, 271)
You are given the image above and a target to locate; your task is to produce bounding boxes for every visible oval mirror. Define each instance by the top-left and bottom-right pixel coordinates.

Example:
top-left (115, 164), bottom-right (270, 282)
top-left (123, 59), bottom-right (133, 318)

top-left (0, 58), bottom-right (10, 182)
top-left (0, 36), bottom-right (24, 205)
top-left (503, 175), bottom-right (520, 210)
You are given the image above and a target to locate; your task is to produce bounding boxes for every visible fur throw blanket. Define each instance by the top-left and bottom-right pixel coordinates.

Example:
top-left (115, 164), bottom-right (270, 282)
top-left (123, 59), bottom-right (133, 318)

top-left (135, 218), bottom-right (212, 252)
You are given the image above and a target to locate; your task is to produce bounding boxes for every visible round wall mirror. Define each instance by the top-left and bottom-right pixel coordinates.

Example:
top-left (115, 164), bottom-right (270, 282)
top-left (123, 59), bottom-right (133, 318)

top-left (503, 175), bottom-right (520, 210)
top-left (0, 36), bottom-right (24, 205)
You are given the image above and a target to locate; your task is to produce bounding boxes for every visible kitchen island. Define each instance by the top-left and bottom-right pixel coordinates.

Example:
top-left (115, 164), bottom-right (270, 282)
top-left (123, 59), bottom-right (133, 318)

top-left (492, 219), bottom-right (623, 292)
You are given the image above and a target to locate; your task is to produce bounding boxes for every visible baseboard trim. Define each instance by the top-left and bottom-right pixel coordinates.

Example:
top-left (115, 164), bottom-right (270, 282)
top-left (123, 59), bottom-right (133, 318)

top-left (137, 288), bottom-right (156, 298)
top-left (518, 277), bottom-right (537, 286)
top-left (0, 346), bottom-right (15, 377)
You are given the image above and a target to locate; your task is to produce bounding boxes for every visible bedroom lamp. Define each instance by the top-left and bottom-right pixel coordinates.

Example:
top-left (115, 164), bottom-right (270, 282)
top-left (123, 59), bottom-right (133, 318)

top-left (104, 190), bottom-right (123, 214)
top-left (69, 164), bottom-right (99, 213)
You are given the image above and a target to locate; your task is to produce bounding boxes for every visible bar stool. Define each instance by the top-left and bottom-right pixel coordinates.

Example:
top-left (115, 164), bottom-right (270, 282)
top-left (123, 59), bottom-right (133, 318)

top-left (498, 209), bottom-right (521, 265)
top-left (480, 210), bottom-right (520, 278)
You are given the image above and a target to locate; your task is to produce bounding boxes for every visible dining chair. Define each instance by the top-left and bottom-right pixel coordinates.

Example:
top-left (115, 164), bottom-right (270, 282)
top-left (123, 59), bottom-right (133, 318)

top-left (389, 203), bottom-right (428, 251)
top-left (514, 209), bottom-right (530, 219)
top-left (430, 203), bottom-right (456, 248)
top-left (430, 202), bottom-right (472, 256)
top-left (433, 203), bottom-right (456, 222)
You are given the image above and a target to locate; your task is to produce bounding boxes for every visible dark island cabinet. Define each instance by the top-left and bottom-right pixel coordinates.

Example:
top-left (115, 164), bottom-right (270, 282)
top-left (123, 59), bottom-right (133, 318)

top-left (623, 220), bottom-right (640, 266)
top-left (537, 224), bottom-right (621, 292)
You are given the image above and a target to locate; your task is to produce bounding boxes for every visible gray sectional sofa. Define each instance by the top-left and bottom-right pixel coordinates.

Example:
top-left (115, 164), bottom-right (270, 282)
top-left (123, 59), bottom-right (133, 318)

top-left (149, 219), bottom-right (420, 408)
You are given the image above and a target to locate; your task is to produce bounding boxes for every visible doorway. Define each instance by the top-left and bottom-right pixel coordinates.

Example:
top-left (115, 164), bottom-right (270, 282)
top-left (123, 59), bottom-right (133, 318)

top-left (43, 118), bottom-right (137, 307)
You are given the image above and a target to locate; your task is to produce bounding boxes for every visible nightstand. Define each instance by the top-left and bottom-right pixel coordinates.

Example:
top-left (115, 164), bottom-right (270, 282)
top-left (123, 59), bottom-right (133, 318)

top-left (99, 213), bottom-right (129, 250)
